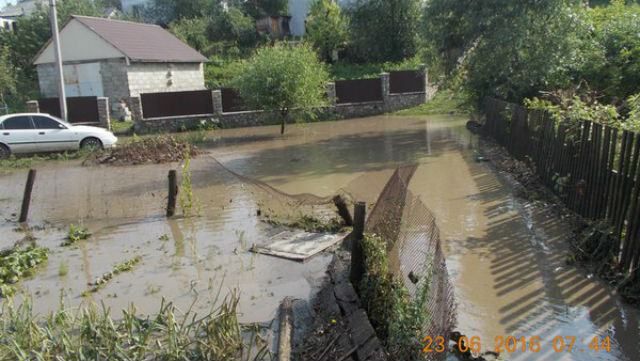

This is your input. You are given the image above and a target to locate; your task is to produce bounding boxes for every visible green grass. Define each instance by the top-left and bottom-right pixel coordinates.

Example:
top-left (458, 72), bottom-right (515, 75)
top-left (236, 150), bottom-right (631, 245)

top-left (394, 89), bottom-right (473, 116)
top-left (359, 234), bottom-right (431, 361)
top-left (110, 120), bottom-right (134, 135)
top-left (58, 261), bottom-right (68, 277)
top-left (81, 256), bottom-right (142, 296)
top-left (0, 150), bottom-right (90, 171)
top-left (0, 292), bottom-right (270, 361)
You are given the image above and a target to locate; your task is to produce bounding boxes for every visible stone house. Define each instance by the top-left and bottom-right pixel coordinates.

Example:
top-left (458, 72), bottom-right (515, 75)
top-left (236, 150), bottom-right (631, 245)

top-left (33, 15), bottom-right (208, 111)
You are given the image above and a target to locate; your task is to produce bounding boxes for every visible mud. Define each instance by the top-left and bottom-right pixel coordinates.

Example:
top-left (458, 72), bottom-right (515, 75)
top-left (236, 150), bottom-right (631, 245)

top-left (1, 115), bottom-right (639, 360)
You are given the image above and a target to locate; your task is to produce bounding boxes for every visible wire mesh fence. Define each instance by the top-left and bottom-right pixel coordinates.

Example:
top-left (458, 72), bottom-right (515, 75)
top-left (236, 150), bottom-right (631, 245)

top-left (366, 165), bottom-right (457, 360)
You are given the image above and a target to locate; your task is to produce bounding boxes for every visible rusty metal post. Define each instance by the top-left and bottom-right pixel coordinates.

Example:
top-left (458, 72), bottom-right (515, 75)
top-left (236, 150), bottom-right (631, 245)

top-left (19, 169), bottom-right (36, 223)
top-left (167, 170), bottom-right (178, 217)
top-left (350, 201), bottom-right (366, 287)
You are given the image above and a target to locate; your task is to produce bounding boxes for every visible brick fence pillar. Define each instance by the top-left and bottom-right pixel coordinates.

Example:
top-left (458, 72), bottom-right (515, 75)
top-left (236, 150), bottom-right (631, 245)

top-left (129, 96), bottom-right (144, 123)
top-left (380, 72), bottom-right (390, 110)
top-left (26, 100), bottom-right (40, 113)
top-left (97, 97), bottom-right (111, 130)
top-left (212, 89), bottom-right (223, 116)
top-left (325, 82), bottom-right (337, 106)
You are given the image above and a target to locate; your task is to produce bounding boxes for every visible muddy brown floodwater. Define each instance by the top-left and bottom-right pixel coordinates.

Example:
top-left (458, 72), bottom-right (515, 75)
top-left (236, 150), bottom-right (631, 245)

top-left (1, 115), bottom-right (639, 360)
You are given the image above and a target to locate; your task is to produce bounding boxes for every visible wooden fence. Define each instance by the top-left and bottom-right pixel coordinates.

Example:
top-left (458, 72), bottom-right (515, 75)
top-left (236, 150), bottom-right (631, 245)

top-left (483, 97), bottom-right (640, 272)
top-left (39, 96), bottom-right (99, 124)
top-left (141, 90), bottom-right (214, 119)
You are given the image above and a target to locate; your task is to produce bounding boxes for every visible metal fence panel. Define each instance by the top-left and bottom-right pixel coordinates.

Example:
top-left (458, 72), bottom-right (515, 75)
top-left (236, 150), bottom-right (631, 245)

top-left (335, 78), bottom-right (383, 104)
top-left (389, 70), bottom-right (425, 94)
top-left (221, 88), bottom-right (251, 113)
top-left (39, 96), bottom-right (99, 124)
top-left (141, 90), bottom-right (213, 119)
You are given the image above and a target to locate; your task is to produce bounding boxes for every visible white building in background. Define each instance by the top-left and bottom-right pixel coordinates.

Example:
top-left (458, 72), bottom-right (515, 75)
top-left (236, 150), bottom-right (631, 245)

top-left (0, 17), bottom-right (16, 32)
top-left (119, 0), bottom-right (354, 37)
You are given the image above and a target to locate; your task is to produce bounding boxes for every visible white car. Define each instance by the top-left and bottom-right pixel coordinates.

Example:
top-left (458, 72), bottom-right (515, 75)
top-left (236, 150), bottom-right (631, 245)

top-left (0, 113), bottom-right (118, 159)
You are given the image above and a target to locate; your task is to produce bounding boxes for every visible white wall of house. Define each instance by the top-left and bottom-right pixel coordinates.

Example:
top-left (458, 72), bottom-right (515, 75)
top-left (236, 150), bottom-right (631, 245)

top-left (288, 0), bottom-right (312, 36)
top-left (126, 62), bottom-right (205, 96)
top-left (0, 17), bottom-right (16, 32)
top-left (34, 19), bottom-right (124, 65)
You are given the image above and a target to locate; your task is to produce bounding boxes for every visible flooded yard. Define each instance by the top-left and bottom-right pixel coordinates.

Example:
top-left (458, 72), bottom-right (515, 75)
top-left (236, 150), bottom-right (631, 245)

top-left (1, 115), bottom-right (639, 360)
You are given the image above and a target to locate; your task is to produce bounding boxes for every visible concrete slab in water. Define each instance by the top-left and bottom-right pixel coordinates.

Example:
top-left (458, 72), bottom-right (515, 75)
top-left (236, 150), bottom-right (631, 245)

top-left (253, 231), bottom-right (347, 261)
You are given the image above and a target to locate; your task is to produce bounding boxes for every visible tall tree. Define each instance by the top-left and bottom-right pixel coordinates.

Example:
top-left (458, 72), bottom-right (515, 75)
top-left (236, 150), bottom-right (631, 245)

top-left (347, 0), bottom-right (421, 62)
top-left (423, 0), bottom-right (591, 102)
top-left (305, 0), bottom-right (349, 62)
top-left (232, 44), bottom-right (329, 134)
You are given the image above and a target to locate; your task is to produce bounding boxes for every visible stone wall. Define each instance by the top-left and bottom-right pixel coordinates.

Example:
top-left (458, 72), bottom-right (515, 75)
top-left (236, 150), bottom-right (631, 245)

top-left (100, 59), bottom-right (130, 103)
top-left (133, 68), bottom-right (432, 134)
top-left (127, 63), bottom-right (205, 96)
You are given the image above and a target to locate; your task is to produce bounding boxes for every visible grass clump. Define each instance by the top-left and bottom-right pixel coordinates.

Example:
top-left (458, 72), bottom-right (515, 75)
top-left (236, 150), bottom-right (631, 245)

top-left (63, 224), bottom-right (90, 246)
top-left (82, 256), bottom-right (142, 296)
top-left (359, 234), bottom-right (430, 360)
top-left (58, 261), bottom-right (68, 277)
top-left (264, 214), bottom-right (346, 234)
top-left (0, 150), bottom-right (91, 171)
top-left (0, 292), bottom-right (270, 360)
top-left (179, 147), bottom-right (198, 217)
top-left (0, 246), bottom-right (49, 298)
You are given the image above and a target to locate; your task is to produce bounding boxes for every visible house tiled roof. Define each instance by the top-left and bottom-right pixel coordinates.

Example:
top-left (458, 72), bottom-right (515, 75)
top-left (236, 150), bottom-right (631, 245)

top-left (73, 15), bottom-right (208, 63)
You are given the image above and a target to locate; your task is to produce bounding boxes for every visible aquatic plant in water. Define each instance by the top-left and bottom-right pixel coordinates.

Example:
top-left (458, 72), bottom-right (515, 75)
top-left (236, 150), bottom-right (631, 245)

top-left (82, 256), bottom-right (142, 296)
top-left (63, 224), bottom-right (91, 246)
top-left (0, 246), bottom-right (48, 297)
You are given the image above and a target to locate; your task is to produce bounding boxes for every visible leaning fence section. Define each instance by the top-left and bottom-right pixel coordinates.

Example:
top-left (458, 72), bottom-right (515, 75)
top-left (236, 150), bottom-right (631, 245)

top-left (366, 165), bottom-right (456, 360)
top-left (483, 97), bottom-right (640, 272)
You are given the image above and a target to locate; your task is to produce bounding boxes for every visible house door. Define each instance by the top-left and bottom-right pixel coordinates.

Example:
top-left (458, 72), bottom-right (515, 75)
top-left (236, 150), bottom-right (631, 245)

top-left (63, 63), bottom-right (104, 97)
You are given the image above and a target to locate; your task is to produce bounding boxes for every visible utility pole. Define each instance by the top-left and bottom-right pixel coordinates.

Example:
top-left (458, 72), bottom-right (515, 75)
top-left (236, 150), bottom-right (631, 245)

top-left (49, 0), bottom-right (67, 121)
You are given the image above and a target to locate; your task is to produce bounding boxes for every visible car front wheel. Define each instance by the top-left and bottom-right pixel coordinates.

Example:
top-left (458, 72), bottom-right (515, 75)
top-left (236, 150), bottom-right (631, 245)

top-left (0, 144), bottom-right (10, 159)
top-left (80, 137), bottom-right (103, 151)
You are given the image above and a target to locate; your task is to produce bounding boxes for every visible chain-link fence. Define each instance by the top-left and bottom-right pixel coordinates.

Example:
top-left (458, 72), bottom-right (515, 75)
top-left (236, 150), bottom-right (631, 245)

top-left (366, 165), bottom-right (456, 360)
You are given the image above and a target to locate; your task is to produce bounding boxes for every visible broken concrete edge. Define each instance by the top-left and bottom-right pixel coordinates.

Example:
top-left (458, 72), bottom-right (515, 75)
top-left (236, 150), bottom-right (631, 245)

top-left (294, 249), bottom-right (389, 361)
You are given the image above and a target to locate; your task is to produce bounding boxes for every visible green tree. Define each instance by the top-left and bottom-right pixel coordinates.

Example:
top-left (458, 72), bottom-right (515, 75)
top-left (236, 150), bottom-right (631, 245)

top-left (238, 0), bottom-right (289, 18)
top-left (231, 44), bottom-right (329, 134)
top-left (347, 0), bottom-right (421, 62)
top-left (423, 0), bottom-right (593, 103)
top-left (582, 2), bottom-right (640, 100)
top-left (0, 47), bottom-right (17, 113)
top-left (305, 0), bottom-right (348, 62)
top-left (207, 6), bottom-right (258, 47)
top-left (0, 0), bottom-right (101, 110)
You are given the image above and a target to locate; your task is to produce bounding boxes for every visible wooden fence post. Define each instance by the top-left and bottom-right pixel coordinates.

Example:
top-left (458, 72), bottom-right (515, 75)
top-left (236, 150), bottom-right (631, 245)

top-left (19, 169), bottom-right (37, 223)
top-left (350, 201), bottom-right (366, 287)
top-left (167, 170), bottom-right (178, 217)
top-left (333, 195), bottom-right (353, 226)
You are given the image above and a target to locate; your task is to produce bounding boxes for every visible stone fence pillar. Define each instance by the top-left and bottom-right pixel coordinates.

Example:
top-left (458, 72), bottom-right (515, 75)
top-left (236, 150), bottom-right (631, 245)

top-left (129, 96), bottom-right (144, 123)
top-left (26, 100), bottom-right (40, 113)
top-left (212, 89), bottom-right (223, 116)
top-left (420, 64), bottom-right (432, 101)
top-left (380, 72), bottom-right (390, 109)
top-left (325, 82), bottom-right (336, 106)
top-left (97, 97), bottom-right (111, 130)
